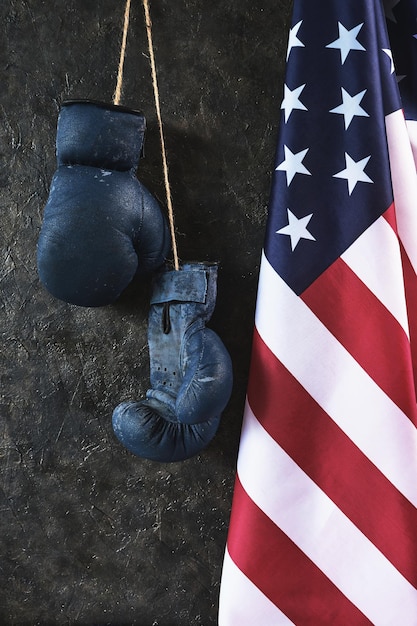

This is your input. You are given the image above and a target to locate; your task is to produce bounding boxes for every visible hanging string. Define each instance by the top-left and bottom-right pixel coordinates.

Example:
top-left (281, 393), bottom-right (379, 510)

top-left (113, 0), bottom-right (180, 269)
top-left (113, 0), bottom-right (132, 106)
top-left (142, 0), bottom-right (180, 271)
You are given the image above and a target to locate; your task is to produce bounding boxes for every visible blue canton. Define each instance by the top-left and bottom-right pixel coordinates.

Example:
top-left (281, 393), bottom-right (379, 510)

top-left (265, 0), bottom-right (403, 295)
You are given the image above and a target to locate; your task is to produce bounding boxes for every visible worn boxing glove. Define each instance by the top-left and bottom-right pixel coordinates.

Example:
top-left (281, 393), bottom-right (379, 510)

top-left (37, 100), bottom-right (170, 307)
top-left (112, 262), bottom-right (233, 462)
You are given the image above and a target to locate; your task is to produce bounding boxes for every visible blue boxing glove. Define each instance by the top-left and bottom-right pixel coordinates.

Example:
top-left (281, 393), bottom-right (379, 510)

top-left (112, 262), bottom-right (233, 462)
top-left (37, 100), bottom-right (170, 307)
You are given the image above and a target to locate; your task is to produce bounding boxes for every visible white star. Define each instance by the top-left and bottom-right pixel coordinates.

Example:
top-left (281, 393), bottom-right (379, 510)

top-left (281, 84), bottom-right (307, 122)
top-left (330, 88), bottom-right (369, 129)
top-left (333, 152), bottom-right (373, 195)
top-left (276, 146), bottom-right (311, 186)
top-left (287, 20), bottom-right (305, 61)
top-left (382, 48), bottom-right (395, 74)
top-left (276, 209), bottom-right (316, 251)
top-left (326, 22), bottom-right (365, 64)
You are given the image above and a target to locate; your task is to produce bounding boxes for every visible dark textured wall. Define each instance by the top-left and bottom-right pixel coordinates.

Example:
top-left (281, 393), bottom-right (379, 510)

top-left (0, 1), bottom-right (291, 624)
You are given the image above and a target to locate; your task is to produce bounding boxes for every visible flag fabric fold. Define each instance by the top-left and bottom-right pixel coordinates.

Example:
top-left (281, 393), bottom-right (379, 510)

top-left (219, 0), bottom-right (417, 623)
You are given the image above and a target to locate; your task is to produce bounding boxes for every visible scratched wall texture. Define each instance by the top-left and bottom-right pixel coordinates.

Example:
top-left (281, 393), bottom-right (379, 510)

top-left (0, 1), bottom-right (291, 624)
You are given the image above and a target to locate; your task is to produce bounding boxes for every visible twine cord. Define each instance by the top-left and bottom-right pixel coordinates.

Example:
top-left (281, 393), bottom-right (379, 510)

top-left (142, 0), bottom-right (179, 271)
top-left (113, 0), bottom-right (132, 106)
top-left (113, 0), bottom-right (179, 270)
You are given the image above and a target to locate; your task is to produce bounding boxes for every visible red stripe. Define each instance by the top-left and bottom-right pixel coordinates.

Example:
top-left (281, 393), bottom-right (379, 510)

top-left (300, 256), bottom-right (417, 424)
top-left (400, 245), bottom-right (417, 401)
top-left (227, 476), bottom-right (373, 625)
top-left (247, 329), bottom-right (417, 588)
top-left (383, 201), bottom-right (398, 234)
top-left (383, 204), bottom-right (417, 403)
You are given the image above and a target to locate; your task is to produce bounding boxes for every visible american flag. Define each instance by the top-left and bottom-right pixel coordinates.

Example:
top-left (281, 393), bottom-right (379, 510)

top-left (219, 0), bottom-right (417, 623)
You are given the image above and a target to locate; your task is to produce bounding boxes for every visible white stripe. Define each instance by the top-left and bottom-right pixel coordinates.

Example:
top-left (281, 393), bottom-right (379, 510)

top-left (386, 110), bottom-right (417, 274)
top-left (218, 548), bottom-right (295, 626)
top-left (341, 215), bottom-right (409, 336)
top-left (256, 253), bottom-right (417, 506)
top-left (405, 119), bottom-right (417, 170)
top-left (237, 404), bottom-right (417, 625)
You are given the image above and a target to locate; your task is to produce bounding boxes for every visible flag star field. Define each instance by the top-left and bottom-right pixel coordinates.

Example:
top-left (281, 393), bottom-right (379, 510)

top-left (266, 5), bottom-right (401, 295)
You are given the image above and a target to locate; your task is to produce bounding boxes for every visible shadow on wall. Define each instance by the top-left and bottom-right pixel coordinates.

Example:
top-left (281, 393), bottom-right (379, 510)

top-left (117, 117), bottom-right (267, 446)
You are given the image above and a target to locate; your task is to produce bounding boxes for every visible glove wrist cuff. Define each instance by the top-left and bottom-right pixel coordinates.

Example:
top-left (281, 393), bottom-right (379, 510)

top-left (150, 262), bottom-right (218, 318)
top-left (56, 100), bottom-right (146, 171)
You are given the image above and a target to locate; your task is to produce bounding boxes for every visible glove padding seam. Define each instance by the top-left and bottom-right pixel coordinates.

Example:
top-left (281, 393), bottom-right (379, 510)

top-left (176, 320), bottom-right (207, 419)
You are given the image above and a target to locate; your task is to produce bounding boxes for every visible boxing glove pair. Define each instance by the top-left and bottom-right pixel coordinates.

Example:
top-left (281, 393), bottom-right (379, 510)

top-left (37, 100), bottom-right (233, 461)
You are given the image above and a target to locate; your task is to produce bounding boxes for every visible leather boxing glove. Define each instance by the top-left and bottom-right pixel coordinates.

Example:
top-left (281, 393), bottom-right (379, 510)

top-left (112, 262), bottom-right (233, 462)
top-left (37, 100), bottom-right (170, 307)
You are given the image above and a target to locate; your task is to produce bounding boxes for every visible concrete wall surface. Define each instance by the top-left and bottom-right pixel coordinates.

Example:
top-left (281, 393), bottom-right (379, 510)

top-left (0, 1), bottom-right (291, 624)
